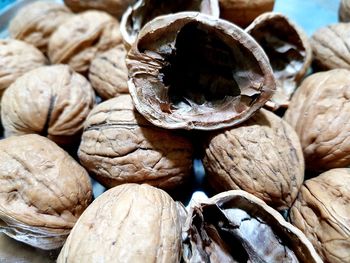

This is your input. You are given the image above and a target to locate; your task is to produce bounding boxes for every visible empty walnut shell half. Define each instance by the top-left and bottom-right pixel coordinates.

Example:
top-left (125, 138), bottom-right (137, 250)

top-left (48, 11), bottom-right (122, 73)
top-left (58, 184), bottom-right (184, 263)
top-left (203, 109), bottom-right (304, 211)
top-left (339, 0), bottom-right (350, 22)
top-left (120, 0), bottom-right (220, 47)
top-left (1, 65), bottom-right (95, 145)
top-left (182, 190), bottom-right (322, 262)
top-left (78, 95), bottom-right (193, 189)
top-left (9, 1), bottom-right (73, 53)
top-left (0, 134), bottom-right (92, 250)
top-left (246, 12), bottom-right (312, 109)
top-left (290, 168), bottom-right (350, 263)
top-left (127, 12), bottom-right (276, 130)
top-left (284, 69), bottom-right (350, 172)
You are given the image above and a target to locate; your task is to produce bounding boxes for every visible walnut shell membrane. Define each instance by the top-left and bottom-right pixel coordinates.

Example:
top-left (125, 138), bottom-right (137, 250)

top-left (127, 12), bottom-right (276, 130)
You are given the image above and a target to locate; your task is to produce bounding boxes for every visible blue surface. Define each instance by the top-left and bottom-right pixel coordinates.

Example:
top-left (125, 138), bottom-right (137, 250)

top-left (0, 0), bottom-right (15, 10)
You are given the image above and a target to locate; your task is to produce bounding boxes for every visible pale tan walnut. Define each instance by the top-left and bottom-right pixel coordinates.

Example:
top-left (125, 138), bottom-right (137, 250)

top-left (48, 11), bottom-right (122, 73)
top-left (88, 45), bottom-right (128, 100)
top-left (289, 168), bottom-right (350, 263)
top-left (78, 95), bottom-right (193, 189)
top-left (57, 184), bottom-right (183, 263)
top-left (311, 23), bottom-right (350, 70)
top-left (203, 109), bottom-right (304, 211)
top-left (9, 1), bottom-right (73, 53)
top-left (339, 0), bottom-right (350, 22)
top-left (0, 134), bottom-right (93, 250)
top-left (284, 69), bottom-right (350, 172)
top-left (0, 39), bottom-right (47, 95)
top-left (1, 65), bottom-right (95, 145)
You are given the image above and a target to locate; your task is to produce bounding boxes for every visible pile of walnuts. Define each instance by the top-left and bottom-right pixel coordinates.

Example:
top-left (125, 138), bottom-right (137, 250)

top-left (0, 0), bottom-right (349, 262)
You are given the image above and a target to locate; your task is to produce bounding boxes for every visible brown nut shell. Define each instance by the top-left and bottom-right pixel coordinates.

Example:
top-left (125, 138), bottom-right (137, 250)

top-left (48, 11), bottom-right (122, 73)
top-left (284, 69), bottom-right (350, 172)
top-left (9, 1), bottom-right (73, 53)
top-left (88, 45), bottom-right (128, 100)
top-left (339, 0), bottom-right (350, 22)
top-left (183, 190), bottom-right (322, 262)
top-left (0, 134), bottom-right (92, 250)
top-left (0, 39), bottom-right (47, 95)
top-left (289, 168), bottom-right (350, 263)
top-left (78, 95), bottom-right (193, 189)
top-left (246, 12), bottom-right (312, 109)
top-left (1, 64), bottom-right (95, 145)
top-left (57, 184), bottom-right (183, 263)
top-left (203, 108), bottom-right (304, 211)
top-left (127, 12), bottom-right (276, 130)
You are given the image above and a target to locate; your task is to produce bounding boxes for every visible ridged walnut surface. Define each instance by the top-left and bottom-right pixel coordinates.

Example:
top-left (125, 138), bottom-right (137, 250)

top-left (48, 11), bottom-right (122, 73)
top-left (57, 184), bottom-right (183, 263)
top-left (290, 168), bottom-right (350, 263)
top-left (203, 109), bottom-right (304, 211)
top-left (9, 1), bottom-right (73, 53)
top-left (0, 134), bottom-right (92, 250)
top-left (88, 45), bottom-right (128, 100)
top-left (78, 95), bottom-right (193, 189)
top-left (0, 39), bottom-right (47, 95)
top-left (284, 69), bottom-right (350, 172)
top-left (1, 65), bottom-right (95, 145)
top-left (339, 0), bottom-right (350, 22)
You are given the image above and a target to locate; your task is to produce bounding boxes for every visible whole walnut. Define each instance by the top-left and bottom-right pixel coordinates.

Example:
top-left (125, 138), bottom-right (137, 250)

top-left (0, 134), bottom-right (92, 250)
top-left (203, 109), bottom-right (304, 211)
top-left (0, 39), bottom-right (47, 95)
top-left (284, 69), bottom-right (350, 172)
top-left (1, 65), bottom-right (95, 145)
top-left (78, 95), bottom-right (193, 189)
top-left (9, 1), bottom-right (73, 53)
top-left (57, 184), bottom-right (184, 263)
top-left (289, 168), bottom-right (350, 263)
top-left (339, 0), bottom-right (350, 22)
top-left (311, 23), bottom-right (350, 70)
top-left (48, 11), bottom-right (122, 73)
top-left (88, 45), bottom-right (128, 100)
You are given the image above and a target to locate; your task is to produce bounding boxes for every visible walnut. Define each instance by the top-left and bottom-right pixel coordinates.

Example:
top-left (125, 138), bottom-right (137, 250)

top-left (219, 0), bottom-right (275, 28)
top-left (57, 184), bottom-right (184, 263)
top-left (1, 64), bottom-right (95, 145)
top-left (127, 12), bottom-right (275, 130)
top-left (284, 69), bottom-right (350, 172)
top-left (339, 0), bottom-right (350, 22)
top-left (9, 1), bottom-right (73, 53)
top-left (289, 168), bottom-right (350, 263)
top-left (0, 134), bottom-right (92, 250)
top-left (48, 11), bottom-right (122, 74)
top-left (246, 12), bottom-right (312, 109)
top-left (0, 39), bottom-right (47, 96)
top-left (203, 109), bottom-right (304, 211)
top-left (78, 95), bottom-right (193, 189)
top-left (311, 23), bottom-right (350, 70)
top-left (88, 45), bottom-right (128, 100)
top-left (182, 190), bottom-right (322, 262)
top-left (120, 0), bottom-right (220, 47)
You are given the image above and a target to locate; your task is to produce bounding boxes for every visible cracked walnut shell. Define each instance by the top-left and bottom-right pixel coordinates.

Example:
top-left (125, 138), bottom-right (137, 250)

top-left (289, 168), bottom-right (350, 263)
top-left (0, 134), bottom-right (92, 250)
top-left (78, 95), bottom-right (193, 189)
top-left (339, 0), bottom-right (350, 22)
top-left (58, 184), bottom-right (183, 263)
top-left (203, 109), bottom-right (304, 211)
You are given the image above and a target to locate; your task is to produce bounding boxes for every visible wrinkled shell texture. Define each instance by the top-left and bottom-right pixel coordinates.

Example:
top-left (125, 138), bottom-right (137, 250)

top-left (58, 184), bottom-right (183, 263)
top-left (9, 1), bottom-right (73, 53)
top-left (284, 69), bottom-right (350, 172)
top-left (219, 0), bottom-right (275, 28)
top-left (0, 134), bottom-right (92, 250)
top-left (339, 0), bottom-right (350, 22)
top-left (0, 39), bottom-right (47, 94)
top-left (290, 168), bottom-right (350, 263)
top-left (311, 23), bottom-right (350, 70)
top-left (78, 95), bottom-right (193, 189)
top-left (203, 109), bottom-right (304, 210)
top-left (88, 45), bottom-right (128, 100)
top-left (1, 65), bottom-right (95, 145)
top-left (48, 11), bottom-right (122, 73)
top-left (127, 12), bottom-right (275, 130)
